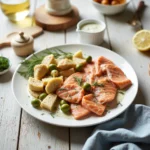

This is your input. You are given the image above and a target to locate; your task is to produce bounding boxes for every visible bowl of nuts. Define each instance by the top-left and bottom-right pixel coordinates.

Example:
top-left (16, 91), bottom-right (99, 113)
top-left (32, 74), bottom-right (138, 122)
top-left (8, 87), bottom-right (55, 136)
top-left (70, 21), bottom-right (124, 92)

top-left (91, 0), bottom-right (131, 15)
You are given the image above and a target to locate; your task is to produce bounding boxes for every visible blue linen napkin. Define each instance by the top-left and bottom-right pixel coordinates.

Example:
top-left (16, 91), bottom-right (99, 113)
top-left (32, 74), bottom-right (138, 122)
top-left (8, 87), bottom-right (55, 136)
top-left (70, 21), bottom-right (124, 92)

top-left (83, 104), bottom-right (150, 150)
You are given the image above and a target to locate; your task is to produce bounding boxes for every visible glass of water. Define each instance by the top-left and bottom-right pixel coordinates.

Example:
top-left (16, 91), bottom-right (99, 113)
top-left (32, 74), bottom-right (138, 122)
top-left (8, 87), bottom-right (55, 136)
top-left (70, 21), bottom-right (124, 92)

top-left (0, 0), bottom-right (30, 22)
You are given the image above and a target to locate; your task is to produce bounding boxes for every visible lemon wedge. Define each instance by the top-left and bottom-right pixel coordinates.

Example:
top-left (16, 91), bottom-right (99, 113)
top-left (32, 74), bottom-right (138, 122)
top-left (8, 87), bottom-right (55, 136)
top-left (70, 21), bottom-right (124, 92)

top-left (132, 30), bottom-right (150, 51)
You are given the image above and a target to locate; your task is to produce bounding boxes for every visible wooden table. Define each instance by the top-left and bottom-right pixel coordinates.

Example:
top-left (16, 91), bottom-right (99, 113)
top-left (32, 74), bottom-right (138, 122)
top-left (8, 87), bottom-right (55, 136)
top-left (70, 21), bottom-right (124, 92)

top-left (0, 0), bottom-right (150, 149)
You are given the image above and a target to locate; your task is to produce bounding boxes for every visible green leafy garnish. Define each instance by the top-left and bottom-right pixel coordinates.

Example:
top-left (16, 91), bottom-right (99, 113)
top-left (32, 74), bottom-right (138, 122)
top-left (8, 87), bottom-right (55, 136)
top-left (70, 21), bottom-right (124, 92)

top-left (118, 90), bottom-right (125, 95)
top-left (18, 54), bottom-right (43, 79)
top-left (0, 56), bottom-right (9, 72)
top-left (92, 82), bottom-right (104, 87)
top-left (73, 77), bottom-right (82, 86)
top-left (117, 102), bottom-right (123, 106)
top-left (18, 48), bottom-right (73, 79)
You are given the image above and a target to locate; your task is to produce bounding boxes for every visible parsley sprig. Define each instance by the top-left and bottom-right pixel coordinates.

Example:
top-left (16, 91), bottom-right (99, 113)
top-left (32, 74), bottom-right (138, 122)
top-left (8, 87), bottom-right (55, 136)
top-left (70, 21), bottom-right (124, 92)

top-left (73, 77), bottom-right (83, 86)
top-left (118, 90), bottom-right (125, 95)
top-left (92, 82), bottom-right (104, 87)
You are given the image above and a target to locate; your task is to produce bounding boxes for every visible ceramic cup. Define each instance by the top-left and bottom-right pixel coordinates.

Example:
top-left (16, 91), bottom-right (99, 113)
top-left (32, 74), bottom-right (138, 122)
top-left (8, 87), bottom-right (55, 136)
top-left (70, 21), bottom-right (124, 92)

top-left (45, 0), bottom-right (72, 16)
top-left (76, 19), bottom-right (106, 45)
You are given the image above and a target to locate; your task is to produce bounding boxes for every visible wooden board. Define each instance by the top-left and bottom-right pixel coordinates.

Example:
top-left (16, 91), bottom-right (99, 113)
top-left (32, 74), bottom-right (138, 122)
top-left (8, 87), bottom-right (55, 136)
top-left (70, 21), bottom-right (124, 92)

top-left (0, 26), bottom-right (43, 49)
top-left (34, 5), bottom-right (79, 31)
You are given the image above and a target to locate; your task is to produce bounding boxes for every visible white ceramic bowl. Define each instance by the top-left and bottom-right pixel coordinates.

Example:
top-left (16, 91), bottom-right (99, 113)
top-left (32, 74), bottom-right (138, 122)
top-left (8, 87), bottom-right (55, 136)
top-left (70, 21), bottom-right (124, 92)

top-left (76, 19), bottom-right (106, 45)
top-left (91, 0), bottom-right (131, 15)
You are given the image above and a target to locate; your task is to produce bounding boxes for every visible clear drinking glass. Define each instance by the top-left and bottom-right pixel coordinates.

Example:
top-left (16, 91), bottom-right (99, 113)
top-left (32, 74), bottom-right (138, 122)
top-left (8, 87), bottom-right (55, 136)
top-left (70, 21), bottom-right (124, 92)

top-left (0, 0), bottom-right (30, 22)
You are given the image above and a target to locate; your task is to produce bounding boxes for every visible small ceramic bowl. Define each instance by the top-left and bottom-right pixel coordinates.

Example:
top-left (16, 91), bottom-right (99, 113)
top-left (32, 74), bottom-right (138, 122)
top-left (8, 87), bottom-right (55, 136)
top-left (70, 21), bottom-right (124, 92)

top-left (91, 0), bottom-right (131, 15)
top-left (76, 19), bottom-right (106, 45)
top-left (0, 59), bottom-right (11, 75)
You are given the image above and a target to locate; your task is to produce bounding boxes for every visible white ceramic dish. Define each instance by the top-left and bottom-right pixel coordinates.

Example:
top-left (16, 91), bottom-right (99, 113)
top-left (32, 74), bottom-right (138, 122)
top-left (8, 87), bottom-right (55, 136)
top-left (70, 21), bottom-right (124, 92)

top-left (12, 44), bottom-right (138, 127)
top-left (76, 19), bottom-right (106, 45)
top-left (91, 0), bottom-right (131, 15)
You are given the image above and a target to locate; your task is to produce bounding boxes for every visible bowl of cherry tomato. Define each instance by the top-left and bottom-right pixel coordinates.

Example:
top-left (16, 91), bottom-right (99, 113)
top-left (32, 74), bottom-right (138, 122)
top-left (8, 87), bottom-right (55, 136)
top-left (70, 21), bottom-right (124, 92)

top-left (91, 0), bottom-right (131, 15)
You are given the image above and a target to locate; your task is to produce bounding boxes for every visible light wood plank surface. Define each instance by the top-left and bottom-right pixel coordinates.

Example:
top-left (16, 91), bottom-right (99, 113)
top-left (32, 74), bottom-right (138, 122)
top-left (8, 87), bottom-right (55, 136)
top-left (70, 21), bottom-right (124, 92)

top-left (0, 9), bottom-right (23, 150)
top-left (0, 0), bottom-right (150, 150)
top-left (18, 1), bottom-right (69, 150)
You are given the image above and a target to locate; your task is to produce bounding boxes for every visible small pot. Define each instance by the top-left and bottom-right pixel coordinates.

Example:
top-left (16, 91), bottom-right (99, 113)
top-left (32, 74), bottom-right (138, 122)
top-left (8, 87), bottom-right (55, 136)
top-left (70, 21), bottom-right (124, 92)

top-left (11, 32), bottom-right (34, 57)
top-left (45, 0), bottom-right (72, 16)
top-left (76, 19), bottom-right (106, 45)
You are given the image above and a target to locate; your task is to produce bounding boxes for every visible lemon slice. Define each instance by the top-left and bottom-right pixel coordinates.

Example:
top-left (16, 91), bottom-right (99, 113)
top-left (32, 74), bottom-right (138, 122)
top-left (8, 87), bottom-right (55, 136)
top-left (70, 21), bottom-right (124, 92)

top-left (132, 30), bottom-right (150, 51)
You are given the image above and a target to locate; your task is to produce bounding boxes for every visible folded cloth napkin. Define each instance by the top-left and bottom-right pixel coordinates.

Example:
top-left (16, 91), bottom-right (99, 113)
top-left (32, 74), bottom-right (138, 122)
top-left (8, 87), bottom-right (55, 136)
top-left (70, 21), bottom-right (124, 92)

top-left (83, 104), bottom-right (150, 150)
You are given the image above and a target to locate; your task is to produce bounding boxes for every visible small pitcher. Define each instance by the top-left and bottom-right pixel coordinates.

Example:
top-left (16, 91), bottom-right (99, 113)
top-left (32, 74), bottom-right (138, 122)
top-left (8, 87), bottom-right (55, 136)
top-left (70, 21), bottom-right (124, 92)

top-left (76, 19), bottom-right (106, 45)
top-left (45, 0), bottom-right (72, 16)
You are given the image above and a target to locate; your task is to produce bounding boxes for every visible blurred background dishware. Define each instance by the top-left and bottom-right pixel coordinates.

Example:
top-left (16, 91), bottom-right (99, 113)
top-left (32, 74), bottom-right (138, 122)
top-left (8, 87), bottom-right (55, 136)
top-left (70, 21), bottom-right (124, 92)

top-left (0, 0), bottom-right (30, 22)
top-left (76, 19), bottom-right (106, 45)
top-left (45, 0), bottom-right (72, 16)
top-left (91, 0), bottom-right (131, 15)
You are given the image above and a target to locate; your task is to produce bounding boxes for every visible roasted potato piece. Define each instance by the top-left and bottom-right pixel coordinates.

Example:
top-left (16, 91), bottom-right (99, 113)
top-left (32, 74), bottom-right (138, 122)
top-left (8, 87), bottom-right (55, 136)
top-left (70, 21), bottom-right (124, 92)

top-left (28, 88), bottom-right (43, 98)
top-left (57, 58), bottom-right (76, 70)
top-left (42, 76), bottom-right (53, 86)
top-left (34, 64), bottom-right (48, 80)
top-left (73, 57), bottom-right (86, 65)
top-left (60, 68), bottom-right (75, 77)
top-left (45, 77), bottom-right (63, 94)
top-left (73, 50), bottom-right (83, 58)
top-left (41, 54), bottom-right (57, 66)
top-left (28, 77), bottom-right (44, 92)
top-left (41, 94), bottom-right (57, 111)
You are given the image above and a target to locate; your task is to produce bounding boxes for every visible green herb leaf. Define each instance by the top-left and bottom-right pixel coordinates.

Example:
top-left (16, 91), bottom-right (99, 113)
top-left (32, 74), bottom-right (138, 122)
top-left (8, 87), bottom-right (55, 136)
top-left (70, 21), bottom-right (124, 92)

top-left (0, 56), bottom-right (9, 71)
top-left (17, 48), bottom-right (73, 79)
top-left (73, 76), bottom-right (82, 86)
top-left (92, 82), bottom-right (104, 87)
top-left (117, 102), bottom-right (123, 106)
top-left (118, 90), bottom-right (125, 95)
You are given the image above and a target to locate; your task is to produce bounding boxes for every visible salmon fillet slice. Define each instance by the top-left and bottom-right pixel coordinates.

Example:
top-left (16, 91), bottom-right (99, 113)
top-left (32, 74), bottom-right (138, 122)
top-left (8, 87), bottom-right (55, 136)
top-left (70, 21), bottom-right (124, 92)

top-left (92, 77), bottom-right (117, 104)
top-left (64, 72), bottom-right (85, 85)
top-left (57, 84), bottom-right (84, 103)
top-left (84, 63), bottom-right (101, 84)
top-left (82, 94), bottom-right (106, 116)
top-left (103, 64), bottom-right (132, 89)
top-left (95, 56), bottom-right (114, 76)
top-left (70, 104), bottom-right (91, 120)
top-left (84, 62), bottom-right (95, 74)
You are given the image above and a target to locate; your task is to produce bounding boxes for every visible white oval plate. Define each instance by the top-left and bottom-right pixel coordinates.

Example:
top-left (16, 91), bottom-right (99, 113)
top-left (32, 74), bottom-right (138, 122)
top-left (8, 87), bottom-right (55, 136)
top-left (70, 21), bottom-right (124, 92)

top-left (12, 44), bottom-right (138, 127)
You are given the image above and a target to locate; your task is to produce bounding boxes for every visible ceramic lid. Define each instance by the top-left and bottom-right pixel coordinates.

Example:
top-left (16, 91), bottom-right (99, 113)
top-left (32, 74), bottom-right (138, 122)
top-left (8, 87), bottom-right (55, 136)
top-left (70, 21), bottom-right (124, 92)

top-left (15, 32), bottom-right (30, 43)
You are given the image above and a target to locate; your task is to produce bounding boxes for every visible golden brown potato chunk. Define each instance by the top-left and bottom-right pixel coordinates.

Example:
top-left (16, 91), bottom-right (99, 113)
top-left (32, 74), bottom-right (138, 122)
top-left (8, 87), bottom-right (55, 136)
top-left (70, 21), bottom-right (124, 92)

top-left (45, 77), bottom-right (63, 94)
top-left (28, 77), bottom-right (44, 92)
top-left (60, 68), bottom-right (75, 77)
top-left (28, 88), bottom-right (43, 98)
top-left (41, 94), bottom-right (57, 111)
top-left (34, 64), bottom-right (48, 80)
top-left (41, 54), bottom-right (57, 66)
top-left (57, 58), bottom-right (76, 70)
top-left (73, 57), bottom-right (86, 66)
